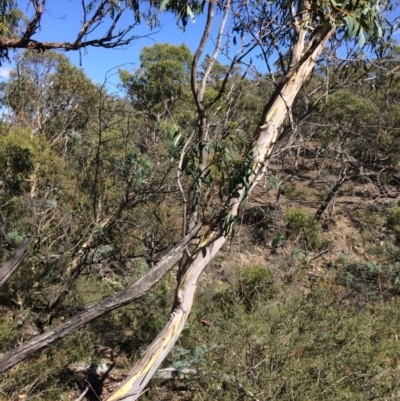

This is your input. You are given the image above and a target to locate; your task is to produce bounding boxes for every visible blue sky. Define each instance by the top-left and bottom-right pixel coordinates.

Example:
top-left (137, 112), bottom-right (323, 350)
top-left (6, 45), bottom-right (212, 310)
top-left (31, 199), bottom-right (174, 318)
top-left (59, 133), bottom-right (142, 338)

top-left (2, 1), bottom-right (234, 91)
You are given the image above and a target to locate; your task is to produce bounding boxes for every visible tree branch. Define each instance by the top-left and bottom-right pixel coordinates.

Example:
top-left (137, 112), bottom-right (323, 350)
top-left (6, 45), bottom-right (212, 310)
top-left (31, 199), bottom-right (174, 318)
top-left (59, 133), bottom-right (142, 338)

top-left (0, 211), bottom-right (5, 253)
top-left (0, 225), bottom-right (200, 373)
top-left (0, 0), bottom-right (145, 59)
top-left (21, 0), bottom-right (45, 42)
top-left (0, 236), bottom-right (33, 288)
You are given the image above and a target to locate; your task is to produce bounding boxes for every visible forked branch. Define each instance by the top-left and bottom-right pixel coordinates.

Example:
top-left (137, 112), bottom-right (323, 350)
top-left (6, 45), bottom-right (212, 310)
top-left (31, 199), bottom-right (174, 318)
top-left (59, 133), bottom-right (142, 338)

top-left (0, 0), bottom-right (144, 56)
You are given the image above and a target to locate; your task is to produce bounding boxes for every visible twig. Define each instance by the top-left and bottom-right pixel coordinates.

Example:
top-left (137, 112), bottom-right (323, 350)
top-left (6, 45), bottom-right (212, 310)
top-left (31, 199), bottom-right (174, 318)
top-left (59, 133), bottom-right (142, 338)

top-left (177, 130), bottom-right (196, 237)
top-left (239, 357), bottom-right (268, 376)
top-left (74, 387), bottom-right (88, 401)
top-left (236, 380), bottom-right (260, 401)
top-left (84, 380), bottom-right (101, 401)
top-left (307, 249), bottom-right (329, 263)
top-left (321, 375), bottom-right (348, 394)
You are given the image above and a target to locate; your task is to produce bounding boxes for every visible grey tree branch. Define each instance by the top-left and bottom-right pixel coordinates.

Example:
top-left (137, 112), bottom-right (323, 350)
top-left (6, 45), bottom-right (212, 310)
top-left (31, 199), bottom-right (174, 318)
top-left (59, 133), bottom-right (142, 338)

top-left (0, 236), bottom-right (33, 288)
top-left (0, 0), bottom-right (142, 55)
top-left (73, 387), bottom-right (89, 401)
top-left (0, 211), bottom-right (5, 253)
top-left (0, 225), bottom-right (200, 373)
top-left (198, 0), bottom-right (231, 101)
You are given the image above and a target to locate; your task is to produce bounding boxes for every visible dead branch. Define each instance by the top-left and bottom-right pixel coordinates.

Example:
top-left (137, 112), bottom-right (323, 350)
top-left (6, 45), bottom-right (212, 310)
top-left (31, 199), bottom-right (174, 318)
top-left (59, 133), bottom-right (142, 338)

top-left (0, 225), bottom-right (200, 373)
top-left (0, 236), bottom-right (33, 288)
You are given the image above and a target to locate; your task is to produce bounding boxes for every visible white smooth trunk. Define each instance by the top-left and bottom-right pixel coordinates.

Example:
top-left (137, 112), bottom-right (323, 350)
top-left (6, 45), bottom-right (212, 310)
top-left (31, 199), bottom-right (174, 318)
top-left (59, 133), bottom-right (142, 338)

top-left (106, 25), bottom-right (333, 401)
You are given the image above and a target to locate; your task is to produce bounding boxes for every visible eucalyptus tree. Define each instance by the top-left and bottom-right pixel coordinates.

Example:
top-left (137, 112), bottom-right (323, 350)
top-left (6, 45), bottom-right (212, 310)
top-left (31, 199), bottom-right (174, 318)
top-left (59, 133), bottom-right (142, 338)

top-left (120, 43), bottom-right (193, 124)
top-left (105, 1), bottom-right (394, 400)
top-left (0, 1), bottom-right (395, 400)
top-left (0, 39), bottom-right (197, 383)
top-left (2, 50), bottom-right (98, 144)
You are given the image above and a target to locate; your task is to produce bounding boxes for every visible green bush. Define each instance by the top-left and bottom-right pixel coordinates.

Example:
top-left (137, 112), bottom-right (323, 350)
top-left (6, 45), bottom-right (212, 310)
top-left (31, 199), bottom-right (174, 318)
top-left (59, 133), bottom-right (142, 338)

top-left (284, 184), bottom-right (314, 201)
top-left (284, 208), bottom-right (321, 250)
top-left (387, 206), bottom-right (400, 239)
top-left (4, 230), bottom-right (25, 248)
top-left (174, 271), bottom-right (400, 401)
top-left (240, 265), bottom-right (275, 305)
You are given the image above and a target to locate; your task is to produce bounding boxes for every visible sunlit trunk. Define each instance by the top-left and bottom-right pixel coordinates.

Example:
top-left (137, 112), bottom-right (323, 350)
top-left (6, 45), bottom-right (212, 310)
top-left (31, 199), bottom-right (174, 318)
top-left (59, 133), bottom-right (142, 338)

top-left (106, 23), bottom-right (333, 401)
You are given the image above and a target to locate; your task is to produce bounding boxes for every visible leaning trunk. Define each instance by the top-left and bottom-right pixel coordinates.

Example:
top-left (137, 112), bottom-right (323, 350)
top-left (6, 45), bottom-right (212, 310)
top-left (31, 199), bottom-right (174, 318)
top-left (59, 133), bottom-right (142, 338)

top-left (106, 24), bottom-right (333, 401)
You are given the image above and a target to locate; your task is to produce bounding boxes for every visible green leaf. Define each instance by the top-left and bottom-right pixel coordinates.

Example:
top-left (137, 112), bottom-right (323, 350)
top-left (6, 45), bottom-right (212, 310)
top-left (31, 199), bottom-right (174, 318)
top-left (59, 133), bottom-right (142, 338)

top-left (377, 22), bottom-right (383, 38)
top-left (359, 30), bottom-right (366, 48)
top-left (159, 0), bottom-right (169, 12)
top-left (186, 5), bottom-right (195, 23)
top-left (345, 16), bottom-right (356, 37)
top-left (173, 132), bottom-right (182, 147)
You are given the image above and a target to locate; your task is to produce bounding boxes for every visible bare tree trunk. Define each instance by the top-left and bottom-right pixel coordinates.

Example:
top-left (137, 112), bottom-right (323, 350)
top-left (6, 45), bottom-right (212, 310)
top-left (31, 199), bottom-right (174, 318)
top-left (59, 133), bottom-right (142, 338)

top-left (106, 22), bottom-right (334, 401)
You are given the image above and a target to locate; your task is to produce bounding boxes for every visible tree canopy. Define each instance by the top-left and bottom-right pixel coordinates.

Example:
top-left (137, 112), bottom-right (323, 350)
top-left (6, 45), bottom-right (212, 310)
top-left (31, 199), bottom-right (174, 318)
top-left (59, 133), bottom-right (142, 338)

top-left (120, 43), bottom-right (193, 122)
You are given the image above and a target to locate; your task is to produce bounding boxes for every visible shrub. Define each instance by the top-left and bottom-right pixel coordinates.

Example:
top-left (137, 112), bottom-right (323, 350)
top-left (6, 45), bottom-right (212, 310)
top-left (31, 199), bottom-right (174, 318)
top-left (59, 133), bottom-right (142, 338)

top-left (355, 208), bottom-right (384, 238)
top-left (239, 265), bottom-right (274, 305)
top-left (284, 184), bottom-right (314, 201)
top-left (387, 206), bottom-right (400, 239)
top-left (284, 208), bottom-right (321, 250)
top-left (177, 270), bottom-right (400, 401)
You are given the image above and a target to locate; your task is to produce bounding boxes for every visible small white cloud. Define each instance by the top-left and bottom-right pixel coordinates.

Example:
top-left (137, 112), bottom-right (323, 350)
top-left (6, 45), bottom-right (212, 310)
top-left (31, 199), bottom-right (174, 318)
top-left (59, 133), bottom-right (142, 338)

top-left (0, 67), bottom-right (11, 79)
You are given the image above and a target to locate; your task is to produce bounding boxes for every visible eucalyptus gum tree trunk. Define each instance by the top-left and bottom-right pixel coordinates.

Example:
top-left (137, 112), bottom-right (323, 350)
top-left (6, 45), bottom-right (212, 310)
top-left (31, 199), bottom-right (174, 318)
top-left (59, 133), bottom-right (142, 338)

top-left (106, 20), bottom-right (334, 401)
